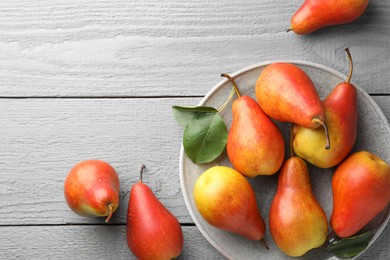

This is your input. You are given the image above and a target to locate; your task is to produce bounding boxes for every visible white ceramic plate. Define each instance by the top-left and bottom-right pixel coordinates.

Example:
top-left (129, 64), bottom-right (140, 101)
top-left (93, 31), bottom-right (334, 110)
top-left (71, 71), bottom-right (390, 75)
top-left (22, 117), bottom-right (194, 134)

top-left (179, 61), bottom-right (390, 260)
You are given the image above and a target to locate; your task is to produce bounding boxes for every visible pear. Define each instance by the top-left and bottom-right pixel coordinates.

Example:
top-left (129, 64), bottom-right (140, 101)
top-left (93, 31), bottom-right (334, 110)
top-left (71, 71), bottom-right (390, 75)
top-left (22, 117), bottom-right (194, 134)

top-left (222, 74), bottom-right (285, 177)
top-left (126, 165), bottom-right (184, 260)
top-left (194, 166), bottom-right (268, 247)
top-left (255, 62), bottom-right (330, 149)
top-left (290, 0), bottom-right (369, 34)
top-left (64, 159), bottom-right (120, 222)
top-left (331, 151), bottom-right (390, 238)
top-left (293, 48), bottom-right (357, 168)
top-left (270, 156), bottom-right (328, 257)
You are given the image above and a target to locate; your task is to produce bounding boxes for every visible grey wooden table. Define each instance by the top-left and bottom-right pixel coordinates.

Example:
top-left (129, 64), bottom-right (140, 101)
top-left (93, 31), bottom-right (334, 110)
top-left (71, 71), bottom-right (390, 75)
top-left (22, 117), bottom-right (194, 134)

top-left (0, 1), bottom-right (389, 259)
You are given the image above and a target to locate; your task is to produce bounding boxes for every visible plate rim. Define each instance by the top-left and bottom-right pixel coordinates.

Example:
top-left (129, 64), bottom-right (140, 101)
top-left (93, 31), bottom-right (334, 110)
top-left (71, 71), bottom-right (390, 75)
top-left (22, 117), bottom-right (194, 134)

top-left (179, 60), bottom-right (390, 260)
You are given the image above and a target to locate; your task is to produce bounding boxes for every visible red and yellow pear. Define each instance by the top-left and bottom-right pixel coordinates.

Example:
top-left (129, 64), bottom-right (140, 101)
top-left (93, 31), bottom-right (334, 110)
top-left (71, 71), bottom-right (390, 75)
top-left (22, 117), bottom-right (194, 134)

top-left (269, 154), bottom-right (328, 257)
top-left (223, 74), bottom-right (285, 177)
top-left (255, 62), bottom-right (330, 149)
top-left (293, 48), bottom-right (358, 168)
top-left (331, 151), bottom-right (390, 238)
top-left (290, 0), bottom-right (370, 34)
top-left (126, 165), bottom-right (183, 260)
top-left (64, 159), bottom-right (120, 222)
top-left (194, 166), bottom-right (268, 247)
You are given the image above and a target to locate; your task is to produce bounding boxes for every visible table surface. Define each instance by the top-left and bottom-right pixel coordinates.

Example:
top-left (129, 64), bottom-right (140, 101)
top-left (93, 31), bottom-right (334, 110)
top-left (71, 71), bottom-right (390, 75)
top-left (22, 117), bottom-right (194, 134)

top-left (0, 1), bottom-right (389, 259)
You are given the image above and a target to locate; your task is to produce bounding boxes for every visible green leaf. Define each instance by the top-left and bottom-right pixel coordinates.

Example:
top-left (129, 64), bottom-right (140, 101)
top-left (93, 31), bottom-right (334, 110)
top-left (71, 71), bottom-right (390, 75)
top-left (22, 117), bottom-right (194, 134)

top-left (172, 106), bottom-right (217, 127)
top-left (326, 231), bottom-right (374, 258)
top-left (183, 112), bottom-right (228, 164)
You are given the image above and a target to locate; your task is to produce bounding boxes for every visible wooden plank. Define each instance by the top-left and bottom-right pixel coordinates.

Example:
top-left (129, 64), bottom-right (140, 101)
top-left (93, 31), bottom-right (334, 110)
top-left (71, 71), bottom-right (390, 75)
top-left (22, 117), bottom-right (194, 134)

top-left (0, 1), bottom-right (389, 97)
top-left (0, 224), bottom-right (388, 260)
top-left (375, 96), bottom-right (390, 119)
top-left (0, 96), bottom-right (389, 225)
top-left (0, 97), bottom-right (200, 225)
top-left (0, 225), bottom-right (225, 260)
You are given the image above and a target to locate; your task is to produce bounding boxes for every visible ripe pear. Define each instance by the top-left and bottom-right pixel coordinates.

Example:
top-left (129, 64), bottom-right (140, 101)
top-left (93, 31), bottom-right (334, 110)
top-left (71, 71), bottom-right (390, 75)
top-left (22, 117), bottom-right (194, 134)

top-left (64, 159), bottom-right (120, 222)
top-left (331, 151), bottom-right (390, 238)
top-left (222, 74), bottom-right (285, 177)
top-left (126, 166), bottom-right (183, 260)
top-left (270, 156), bottom-right (328, 257)
top-left (255, 62), bottom-right (330, 149)
top-left (293, 48), bottom-right (357, 168)
top-left (290, 0), bottom-right (369, 34)
top-left (194, 166), bottom-right (267, 246)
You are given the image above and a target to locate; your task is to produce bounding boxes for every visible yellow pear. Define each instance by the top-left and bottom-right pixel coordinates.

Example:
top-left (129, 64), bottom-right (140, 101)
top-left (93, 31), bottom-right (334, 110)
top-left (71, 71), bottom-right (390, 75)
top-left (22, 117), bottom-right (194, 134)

top-left (194, 166), bottom-right (267, 244)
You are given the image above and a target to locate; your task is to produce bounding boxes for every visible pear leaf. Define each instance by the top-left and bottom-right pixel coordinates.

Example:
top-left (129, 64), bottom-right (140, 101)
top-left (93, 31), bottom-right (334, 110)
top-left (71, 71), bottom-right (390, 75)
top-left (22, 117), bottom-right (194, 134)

top-left (326, 231), bottom-right (374, 258)
top-left (183, 112), bottom-right (227, 164)
top-left (172, 106), bottom-right (217, 127)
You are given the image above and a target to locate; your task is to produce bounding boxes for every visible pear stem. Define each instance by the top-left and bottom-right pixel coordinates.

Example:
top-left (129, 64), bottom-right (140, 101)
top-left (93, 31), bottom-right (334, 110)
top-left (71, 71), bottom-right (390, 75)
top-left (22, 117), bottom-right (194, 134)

top-left (139, 164), bottom-right (146, 183)
top-left (260, 239), bottom-right (270, 250)
top-left (286, 27), bottom-right (293, 33)
top-left (221, 73), bottom-right (241, 98)
top-left (313, 118), bottom-right (331, 150)
top-left (119, 164), bottom-right (146, 201)
top-left (345, 48), bottom-right (353, 83)
top-left (105, 204), bottom-right (114, 223)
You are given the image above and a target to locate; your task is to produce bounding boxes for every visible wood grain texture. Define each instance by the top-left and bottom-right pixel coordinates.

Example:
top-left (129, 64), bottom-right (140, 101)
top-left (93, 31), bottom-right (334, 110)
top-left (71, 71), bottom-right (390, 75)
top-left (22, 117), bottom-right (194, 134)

top-left (0, 0), bottom-right (389, 97)
top-left (0, 1), bottom-right (389, 259)
top-left (0, 97), bottom-right (200, 225)
top-left (0, 224), bottom-right (388, 260)
top-left (0, 96), bottom-right (388, 226)
top-left (0, 225), bottom-right (225, 260)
